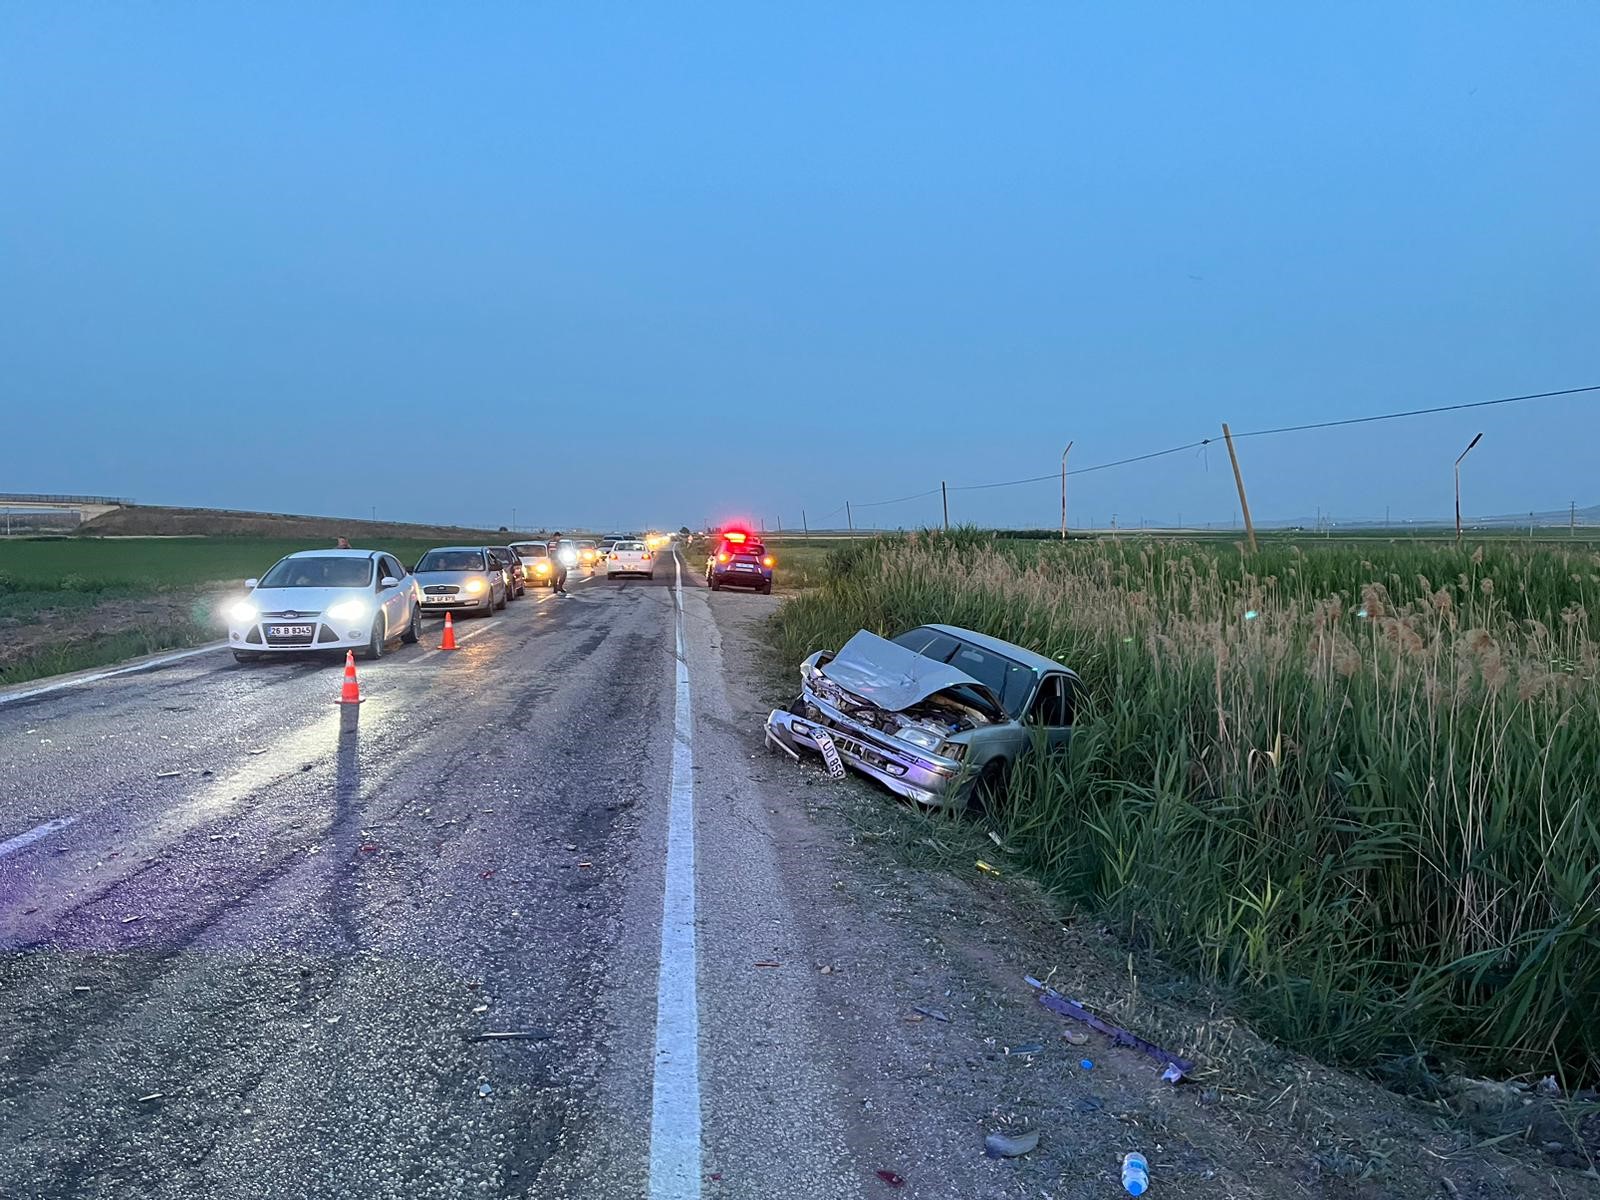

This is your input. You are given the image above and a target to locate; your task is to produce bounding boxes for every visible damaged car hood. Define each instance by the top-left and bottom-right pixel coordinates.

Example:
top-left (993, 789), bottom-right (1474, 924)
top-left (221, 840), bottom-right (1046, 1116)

top-left (818, 630), bottom-right (1007, 719)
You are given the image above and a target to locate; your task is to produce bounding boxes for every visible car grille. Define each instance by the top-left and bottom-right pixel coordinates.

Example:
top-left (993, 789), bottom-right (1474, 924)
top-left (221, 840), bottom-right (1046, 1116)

top-left (424, 585), bottom-right (460, 595)
top-left (264, 627), bottom-right (317, 647)
top-left (260, 609), bottom-right (323, 619)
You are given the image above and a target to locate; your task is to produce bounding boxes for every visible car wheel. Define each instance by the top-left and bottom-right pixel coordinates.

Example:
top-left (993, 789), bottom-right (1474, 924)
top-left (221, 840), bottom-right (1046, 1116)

top-left (496, 588), bottom-right (507, 610)
top-left (401, 604), bottom-right (421, 644)
top-left (760, 582), bottom-right (773, 595)
top-left (232, 650), bottom-right (260, 663)
top-left (970, 761), bottom-right (1008, 813)
top-left (362, 616), bottom-right (385, 660)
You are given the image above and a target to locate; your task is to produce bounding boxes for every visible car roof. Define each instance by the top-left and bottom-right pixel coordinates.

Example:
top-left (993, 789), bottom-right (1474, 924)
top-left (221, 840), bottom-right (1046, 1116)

top-left (424, 545), bottom-right (490, 553)
top-left (286, 549), bottom-right (378, 559)
top-left (923, 624), bottom-right (1073, 677)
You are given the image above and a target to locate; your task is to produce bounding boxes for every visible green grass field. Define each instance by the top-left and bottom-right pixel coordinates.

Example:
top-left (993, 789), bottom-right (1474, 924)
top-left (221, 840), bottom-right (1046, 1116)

top-left (773, 530), bottom-right (1600, 1085)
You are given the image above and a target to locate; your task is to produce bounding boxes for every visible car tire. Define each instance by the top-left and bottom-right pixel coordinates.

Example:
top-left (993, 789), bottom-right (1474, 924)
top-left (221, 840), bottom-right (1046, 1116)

top-left (401, 604), bottom-right (421, 644)
top-left (760, 582), bottom-right (773, 595)
top-left (232, 650), bottom-right (260, 663)
top-left (362, 616), bottom-right (385, 660)
top-left (709, 578), bottom-right (721, 591)
top-left (496, 589), bottom-right (507, 611)
top-left (970, 760), bottom-right (1008, 813)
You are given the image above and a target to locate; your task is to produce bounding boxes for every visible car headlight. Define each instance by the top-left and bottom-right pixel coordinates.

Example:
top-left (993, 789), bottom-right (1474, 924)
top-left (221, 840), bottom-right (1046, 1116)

top-left (325, 598), bottom-right (371, 623)
top-left (464, 579), bottom-right (486, 594)
top-left (228, 601), bottom-right (258, 623)
top-left (894, 725), bottom-right (943, 752)
top-left (533, 561), bottom-right (550, 573)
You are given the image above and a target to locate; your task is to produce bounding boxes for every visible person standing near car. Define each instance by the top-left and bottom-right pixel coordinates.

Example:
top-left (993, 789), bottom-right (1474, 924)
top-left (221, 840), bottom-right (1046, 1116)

top-left (547, 531), bottom-right (570, 595)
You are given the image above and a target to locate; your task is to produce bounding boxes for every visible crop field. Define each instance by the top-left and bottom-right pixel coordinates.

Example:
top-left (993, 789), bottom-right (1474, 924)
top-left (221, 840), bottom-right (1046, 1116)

top-left (774, 530), bottom-right (1600, 1083)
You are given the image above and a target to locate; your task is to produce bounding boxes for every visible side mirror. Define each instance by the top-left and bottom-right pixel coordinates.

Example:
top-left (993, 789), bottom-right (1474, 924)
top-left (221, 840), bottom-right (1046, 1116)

top-left (244, 578), bottom-right (259, 589)
top-left (381, 576), bottom-right (400, 588)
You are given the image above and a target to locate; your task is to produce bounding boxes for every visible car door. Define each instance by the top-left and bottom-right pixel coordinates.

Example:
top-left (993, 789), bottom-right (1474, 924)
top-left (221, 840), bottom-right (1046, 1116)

top-left (379, 556), bottom-right (408, 630)
top-left (1025, 673), bottom-right (1075, 751)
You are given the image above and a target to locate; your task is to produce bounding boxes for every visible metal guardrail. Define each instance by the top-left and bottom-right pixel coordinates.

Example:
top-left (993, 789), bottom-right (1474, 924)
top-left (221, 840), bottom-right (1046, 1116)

top-left (0, 493), bottom-right (131, 506)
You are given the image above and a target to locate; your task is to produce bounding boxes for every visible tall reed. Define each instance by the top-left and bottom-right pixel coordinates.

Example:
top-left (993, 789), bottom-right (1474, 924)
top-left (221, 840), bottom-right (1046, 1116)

top-left (774, 531), bottom-right (1600, 1082)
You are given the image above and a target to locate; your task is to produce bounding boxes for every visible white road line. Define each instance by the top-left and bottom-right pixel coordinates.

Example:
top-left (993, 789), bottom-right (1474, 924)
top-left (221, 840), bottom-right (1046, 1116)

top-left (0, 643), bottom-right (227, 707)
top-left (0, 816), bottom-right (78, 861)
top-left (650, 551), bottom-right (702, 1199)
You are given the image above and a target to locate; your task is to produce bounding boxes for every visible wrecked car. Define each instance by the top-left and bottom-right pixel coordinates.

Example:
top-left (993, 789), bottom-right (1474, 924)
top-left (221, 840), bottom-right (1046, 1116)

top-left (766, 624), bottom-right (1079, 807)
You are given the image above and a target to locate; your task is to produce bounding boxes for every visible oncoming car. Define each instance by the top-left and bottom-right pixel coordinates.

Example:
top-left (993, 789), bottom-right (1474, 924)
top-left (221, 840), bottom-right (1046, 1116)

top-left (413, 546), bottom-right (507, 616)
top-left (706, 530), bottom-right (774, 593)
top-left (511, 541), bottom-right (556, 588)
top-left (227, 549), bottom-right (421, 663)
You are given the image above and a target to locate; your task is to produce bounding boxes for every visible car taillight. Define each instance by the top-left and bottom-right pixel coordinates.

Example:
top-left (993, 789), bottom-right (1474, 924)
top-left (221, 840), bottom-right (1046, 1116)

top-left (762, 555), bottom-right (775, 567)
top-left (717, 552), bottom-right (730, 563)
top-left (644, 551), bottom-right (652, 559)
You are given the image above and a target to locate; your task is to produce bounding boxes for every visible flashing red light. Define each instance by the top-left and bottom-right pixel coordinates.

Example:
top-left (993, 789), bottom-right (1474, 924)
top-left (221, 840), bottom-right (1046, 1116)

top-left (724, 531), bottom-right (748, 544)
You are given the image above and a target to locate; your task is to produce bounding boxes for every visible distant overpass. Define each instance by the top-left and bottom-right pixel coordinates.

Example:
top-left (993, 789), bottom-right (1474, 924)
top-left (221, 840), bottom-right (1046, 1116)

top-left (0, 493), bottom-right (130, 531)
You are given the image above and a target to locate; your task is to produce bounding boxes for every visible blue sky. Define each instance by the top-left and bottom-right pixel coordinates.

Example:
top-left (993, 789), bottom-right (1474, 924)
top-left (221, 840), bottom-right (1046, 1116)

top-left (2, 3), bottom-right (1596, 531)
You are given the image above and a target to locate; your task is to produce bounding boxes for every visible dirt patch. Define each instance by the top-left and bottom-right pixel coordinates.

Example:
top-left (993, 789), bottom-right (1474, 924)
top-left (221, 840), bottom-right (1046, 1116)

top-left (708, 594), bottom-right (1600, 1198)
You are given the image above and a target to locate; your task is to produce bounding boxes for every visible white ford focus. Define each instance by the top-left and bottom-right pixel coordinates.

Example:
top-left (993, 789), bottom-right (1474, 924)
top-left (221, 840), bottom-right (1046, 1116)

top-left (226, 549), bottom-right (422, 663)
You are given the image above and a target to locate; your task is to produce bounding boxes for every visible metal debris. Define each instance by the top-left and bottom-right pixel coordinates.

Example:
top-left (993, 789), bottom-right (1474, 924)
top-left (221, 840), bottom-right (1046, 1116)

top-left (467, 1030), bottom-right (551, 1043)
top-left (913, 1006), bottom-right (950, 1023)
top-left (1026, 975), bottom-right (1195, 1082)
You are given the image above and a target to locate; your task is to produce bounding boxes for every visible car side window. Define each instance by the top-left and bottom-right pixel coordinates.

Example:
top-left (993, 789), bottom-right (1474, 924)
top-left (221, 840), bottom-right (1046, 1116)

top-left (1028, 675), bottom-right (1072, 727)
top-left (383, 556), bottom-right (403, 582)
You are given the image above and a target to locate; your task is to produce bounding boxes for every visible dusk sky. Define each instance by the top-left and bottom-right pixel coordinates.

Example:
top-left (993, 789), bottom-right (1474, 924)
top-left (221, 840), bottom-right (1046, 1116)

top-left (3, 4), bottom-right (1596, 532)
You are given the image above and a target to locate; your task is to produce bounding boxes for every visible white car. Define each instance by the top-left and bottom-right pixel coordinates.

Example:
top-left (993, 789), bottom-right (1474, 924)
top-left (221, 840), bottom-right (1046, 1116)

top-left (227, 549), bottom-right (421, 663)
top-left (605, 540), bottom-right (656, 579)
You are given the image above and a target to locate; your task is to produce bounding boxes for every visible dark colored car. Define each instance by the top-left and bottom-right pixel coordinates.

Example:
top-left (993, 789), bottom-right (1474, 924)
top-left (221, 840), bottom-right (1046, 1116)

top-left (706, 531), bottom-right (773, 593)
top-left (487, 546), bottom-right (526, 599)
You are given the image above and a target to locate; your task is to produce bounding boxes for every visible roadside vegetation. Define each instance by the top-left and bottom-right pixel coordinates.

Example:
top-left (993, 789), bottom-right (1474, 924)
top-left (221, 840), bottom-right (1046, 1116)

top-left (773, 528), bottom-right (1600, 1086)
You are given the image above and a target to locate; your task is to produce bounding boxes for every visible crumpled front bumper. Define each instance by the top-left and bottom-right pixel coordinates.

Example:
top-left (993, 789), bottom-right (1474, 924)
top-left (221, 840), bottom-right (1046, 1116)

top-left (765, 696), bottom-right (968, 807)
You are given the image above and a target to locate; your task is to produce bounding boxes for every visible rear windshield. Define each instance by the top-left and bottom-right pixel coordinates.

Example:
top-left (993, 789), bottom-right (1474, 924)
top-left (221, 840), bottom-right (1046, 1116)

top-left (259, 556), bottom-right (373, 588)
top-left (511, 543), bottom-right (548, 558)
top-left (416, 550), bottom-right (486, 572)
top-left (891, 628), bottom-right (1035, 717)
top-left (614, 541), bottom-right (646, 551)
top-left (724, 540), bottom-right (764, 556)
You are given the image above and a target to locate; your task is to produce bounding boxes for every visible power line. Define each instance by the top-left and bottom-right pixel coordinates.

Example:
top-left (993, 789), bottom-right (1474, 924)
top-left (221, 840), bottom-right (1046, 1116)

top-left (798, 382), bottom-right (1598, 522)
top-left (1230, 383), bottom-right (1600, 441)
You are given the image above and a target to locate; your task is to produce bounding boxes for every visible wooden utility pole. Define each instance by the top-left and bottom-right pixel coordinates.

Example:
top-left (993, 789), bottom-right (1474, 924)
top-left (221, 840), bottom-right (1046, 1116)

top-left (1572, 500), bottom-right (1577, 537)
top-left (1220, 422), bottom-right (1258, 555)
top-left (845, 501), bottom-right (853, 534)
top-left (1060, 441), bottom-right (1073, 540)
top-left (941, 481), bottom-right (949, 531)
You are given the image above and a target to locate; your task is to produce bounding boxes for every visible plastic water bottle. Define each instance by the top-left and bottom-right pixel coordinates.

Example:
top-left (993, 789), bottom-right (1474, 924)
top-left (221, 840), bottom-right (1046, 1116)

top-left (1121, 1152), bottom-right (1150, 1196)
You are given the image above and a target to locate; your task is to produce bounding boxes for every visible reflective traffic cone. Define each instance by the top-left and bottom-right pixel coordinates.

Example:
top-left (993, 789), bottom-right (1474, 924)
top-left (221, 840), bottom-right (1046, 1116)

top-left (337, 650), bottom-right (363, 704)
top-left (440, 612), bottom-right (458, 651)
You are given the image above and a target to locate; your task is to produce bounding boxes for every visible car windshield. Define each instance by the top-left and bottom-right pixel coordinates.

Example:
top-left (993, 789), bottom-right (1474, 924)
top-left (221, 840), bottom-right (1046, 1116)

top-left (512, 543), bottom-right (548, 558)
top-left (892, 629), bottom-right (1036, 717)
top-left (416, 550), bottom-right (486, 572)
top-left (615, 541), bottom-right (645, 551)
top-left (258, 556), bottom-right (373, 588)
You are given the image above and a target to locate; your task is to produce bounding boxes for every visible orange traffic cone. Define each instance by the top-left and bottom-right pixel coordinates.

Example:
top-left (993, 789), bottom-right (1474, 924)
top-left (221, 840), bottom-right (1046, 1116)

top-left (337, 651), bottom-right (363, 704)
top-left (440, 612), bottom-right (458, 651)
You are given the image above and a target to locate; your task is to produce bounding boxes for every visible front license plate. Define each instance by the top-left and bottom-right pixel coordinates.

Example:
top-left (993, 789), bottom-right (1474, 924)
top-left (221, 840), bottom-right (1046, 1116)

top-left (268, 624), bottom-right (314, 637)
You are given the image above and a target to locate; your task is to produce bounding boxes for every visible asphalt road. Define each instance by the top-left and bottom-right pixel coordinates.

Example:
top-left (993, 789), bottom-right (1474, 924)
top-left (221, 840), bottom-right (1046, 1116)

top-left (0, 555), bottom-right (939, 1200)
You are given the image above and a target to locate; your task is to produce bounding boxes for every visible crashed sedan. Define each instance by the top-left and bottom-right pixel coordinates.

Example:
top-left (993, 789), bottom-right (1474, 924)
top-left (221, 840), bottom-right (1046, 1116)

top-left (766, 624), bottom-right (1079, 807)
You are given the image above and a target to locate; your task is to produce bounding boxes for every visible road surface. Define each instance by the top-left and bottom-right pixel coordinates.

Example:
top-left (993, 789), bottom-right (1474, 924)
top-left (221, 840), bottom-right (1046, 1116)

top-left (0, 554), bottom-right (1001, 1199)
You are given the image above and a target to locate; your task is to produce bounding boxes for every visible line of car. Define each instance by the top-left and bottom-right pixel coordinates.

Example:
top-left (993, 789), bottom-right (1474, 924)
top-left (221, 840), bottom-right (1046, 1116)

top-left (224, 536), bottom-right (666, 664)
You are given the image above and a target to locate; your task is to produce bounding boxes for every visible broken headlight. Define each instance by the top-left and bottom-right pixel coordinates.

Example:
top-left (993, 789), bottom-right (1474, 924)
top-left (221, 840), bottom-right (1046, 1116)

top-left (894, 725), bottom-right (943, 752)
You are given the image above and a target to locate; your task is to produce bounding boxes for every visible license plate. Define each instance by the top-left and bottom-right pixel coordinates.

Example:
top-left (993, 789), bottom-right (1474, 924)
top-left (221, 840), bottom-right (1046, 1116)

top-left (735, 564), bottom-right (756, 571)
top-left (422, 596), bottom-right (454, 603)
top-left (268, 624), bottom-right (314, 637)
